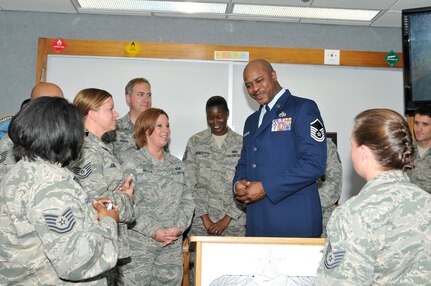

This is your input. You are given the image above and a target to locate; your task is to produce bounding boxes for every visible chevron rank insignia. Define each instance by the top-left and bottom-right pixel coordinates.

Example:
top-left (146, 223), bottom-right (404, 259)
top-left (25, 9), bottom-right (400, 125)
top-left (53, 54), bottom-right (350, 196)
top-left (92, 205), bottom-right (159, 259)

top-left (324, 241), bottom-right (346, 269)
top-left (73, 163), bottom-right (92, 179)
top-left (44, 208), bottom-right (76, 234)
top-left (310, 119), bottom-right (325, 142)
top-left (0, 150), bottom-right (8, 163)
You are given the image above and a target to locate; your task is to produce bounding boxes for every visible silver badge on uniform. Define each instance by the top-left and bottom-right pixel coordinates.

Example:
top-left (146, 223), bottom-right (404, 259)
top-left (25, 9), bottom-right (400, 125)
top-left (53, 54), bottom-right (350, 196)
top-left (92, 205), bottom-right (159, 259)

top-left (73, 163), bottom-right (92, 179)
top-left (324, 241), bottom-right (346, 269)
top-left (278, 111), bottom-right (287, 118)
top-left (310, 119), bottom-right (325, 142)
top-left (44, 207), bottom-right (76, 234)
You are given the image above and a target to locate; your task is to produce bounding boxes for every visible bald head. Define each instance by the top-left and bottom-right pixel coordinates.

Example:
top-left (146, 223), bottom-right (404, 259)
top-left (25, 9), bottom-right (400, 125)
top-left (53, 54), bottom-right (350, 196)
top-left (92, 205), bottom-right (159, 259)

top-left (30, 82), bottom-right (64, 100)
top-left (244, 59), bottom-right (274, 77)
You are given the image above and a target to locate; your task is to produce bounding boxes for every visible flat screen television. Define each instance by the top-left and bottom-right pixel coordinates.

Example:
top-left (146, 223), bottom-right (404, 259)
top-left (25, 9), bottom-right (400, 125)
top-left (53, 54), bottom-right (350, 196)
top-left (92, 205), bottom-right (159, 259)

top-left (402, 6), bottom-right (431, 114)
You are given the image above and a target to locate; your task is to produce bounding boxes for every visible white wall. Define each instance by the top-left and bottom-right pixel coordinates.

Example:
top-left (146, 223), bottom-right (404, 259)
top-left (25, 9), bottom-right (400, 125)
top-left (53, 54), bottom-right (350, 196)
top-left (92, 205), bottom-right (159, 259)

top-left (47, 55), bottom-right (403, 203)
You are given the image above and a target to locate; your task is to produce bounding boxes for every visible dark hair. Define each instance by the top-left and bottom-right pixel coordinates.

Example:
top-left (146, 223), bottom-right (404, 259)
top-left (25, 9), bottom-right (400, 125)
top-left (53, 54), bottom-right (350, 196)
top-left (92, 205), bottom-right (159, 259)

top-left (20, 98), bottom-right (31, 109)
top-left (135, 108), bottom-right (169, 148)
top-left (9, 97), bottom-right (84, 166)
top-left (353, 108), bottom-right (414, 170)
top-left (206, 96), bottom-right (229, 113)
top-left (414, 104), bottom-right (431, 117)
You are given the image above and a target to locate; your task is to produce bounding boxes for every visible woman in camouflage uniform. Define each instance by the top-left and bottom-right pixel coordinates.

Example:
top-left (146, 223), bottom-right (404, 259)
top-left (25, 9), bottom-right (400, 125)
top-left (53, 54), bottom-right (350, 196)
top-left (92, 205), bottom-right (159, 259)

top-left (118, 108), bottom-right (194, 286)
top-left (0, 97), bottom-right (120, 285)
top-left (316, 109), bottom-right (431, 285)
top-left (183, 96), bottom-right (245, 237)
top-left (69, 88), bottom-right (135, 283)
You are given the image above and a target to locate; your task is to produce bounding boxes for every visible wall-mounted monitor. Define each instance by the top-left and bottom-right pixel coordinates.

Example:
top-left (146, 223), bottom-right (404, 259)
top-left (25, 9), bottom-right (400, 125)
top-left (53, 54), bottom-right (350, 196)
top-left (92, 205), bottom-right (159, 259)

top-left (402, 6), bottom-right (431, 114)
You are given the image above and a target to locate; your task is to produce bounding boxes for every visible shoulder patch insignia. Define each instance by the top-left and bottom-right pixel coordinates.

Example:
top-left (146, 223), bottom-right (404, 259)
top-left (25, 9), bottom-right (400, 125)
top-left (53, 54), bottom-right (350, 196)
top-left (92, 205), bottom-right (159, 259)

top-left (0, 150), bottom-right (8, 163)
top-left (73, 163), bottom-right (92, 179)
top-left (310, 119), bottom-right (325, 142)
top-left (44, 208), bottom-right (76, 234)
top-left (324, 241), bottom-right (346, 269)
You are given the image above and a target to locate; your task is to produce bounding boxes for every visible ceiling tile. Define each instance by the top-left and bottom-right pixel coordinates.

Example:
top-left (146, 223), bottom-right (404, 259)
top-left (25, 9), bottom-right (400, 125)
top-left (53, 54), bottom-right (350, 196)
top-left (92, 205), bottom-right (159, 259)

top-left (232, 0), bottom-right (310, 6)
top-left (371, 10), bottom-right (401, 27)
top-left (391, 0), bottom-right (431, 10)
top-left (0, 0), bottom-right (76, 13)
top-left (312, 0), bottom-right (398, 10)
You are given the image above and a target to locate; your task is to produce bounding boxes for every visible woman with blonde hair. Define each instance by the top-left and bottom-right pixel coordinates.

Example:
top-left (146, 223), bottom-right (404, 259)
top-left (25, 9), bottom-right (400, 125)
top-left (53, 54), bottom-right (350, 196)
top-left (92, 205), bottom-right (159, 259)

top-left (117, 108), bottom-right (194, 286)
top-left (316, 108), bottom-right (431, 285)
top-left (69, 88), bottom-right (135, 284)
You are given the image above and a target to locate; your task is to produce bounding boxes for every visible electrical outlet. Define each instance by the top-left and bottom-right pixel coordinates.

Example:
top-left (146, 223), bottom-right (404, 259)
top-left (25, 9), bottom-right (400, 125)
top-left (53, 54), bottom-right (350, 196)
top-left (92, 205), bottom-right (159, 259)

top-left (324, 49), bottom-right (340, 65)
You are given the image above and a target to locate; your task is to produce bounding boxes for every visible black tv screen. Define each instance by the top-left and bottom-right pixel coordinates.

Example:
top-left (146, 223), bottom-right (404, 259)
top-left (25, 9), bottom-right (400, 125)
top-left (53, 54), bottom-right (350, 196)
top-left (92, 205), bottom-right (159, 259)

top-left (402, 6), bottom-right (431, 114)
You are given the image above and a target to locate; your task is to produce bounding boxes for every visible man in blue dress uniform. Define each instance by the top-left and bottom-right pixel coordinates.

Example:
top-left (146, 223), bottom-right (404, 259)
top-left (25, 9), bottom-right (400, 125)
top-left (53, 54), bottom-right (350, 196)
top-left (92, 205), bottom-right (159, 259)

top-left (234, 59), bottom-right (327, 238)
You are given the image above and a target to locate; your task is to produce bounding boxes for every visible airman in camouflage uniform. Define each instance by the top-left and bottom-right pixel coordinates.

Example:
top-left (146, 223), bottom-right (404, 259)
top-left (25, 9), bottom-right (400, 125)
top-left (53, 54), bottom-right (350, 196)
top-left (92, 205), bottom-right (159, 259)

top-left (118, 147), bottom-right (194, 286)
top-left (316, 170), bottom-right (431, 285)
top-left (113, 77), bottom-right (152, 156)
top-left (408, 105), bottom-right (431, 194)
top-left (409, 142), bottom-right (431, 193)
top-left (0, 158), bottom-right (119, 285)
top-left (0, 135), bottom-right (15, 180)
top-left (112, 113), bottom-right (137, 155)
top-left (316, 139), bottom-right (342, 237)
top-left (68, 132), bottom-right (135, 260)
top-left (183, 127), bottom-right (246, 236)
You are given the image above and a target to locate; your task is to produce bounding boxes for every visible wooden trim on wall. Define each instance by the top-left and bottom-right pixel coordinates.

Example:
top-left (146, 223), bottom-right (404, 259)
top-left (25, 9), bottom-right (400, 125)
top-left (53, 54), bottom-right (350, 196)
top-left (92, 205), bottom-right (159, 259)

top-left (36, 38), bottom-right (403, 83)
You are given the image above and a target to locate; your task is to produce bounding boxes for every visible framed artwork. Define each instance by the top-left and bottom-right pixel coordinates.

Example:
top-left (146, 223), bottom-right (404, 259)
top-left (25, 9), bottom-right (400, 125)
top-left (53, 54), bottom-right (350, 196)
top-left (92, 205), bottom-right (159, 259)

top-left (190, 236), bottom-right (325, 286)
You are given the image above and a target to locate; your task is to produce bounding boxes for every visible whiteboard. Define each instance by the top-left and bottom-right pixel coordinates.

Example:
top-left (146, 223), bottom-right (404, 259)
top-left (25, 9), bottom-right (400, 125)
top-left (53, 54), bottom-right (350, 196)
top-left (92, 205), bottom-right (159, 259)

top-left (46, 55), bottom-right (403, 203)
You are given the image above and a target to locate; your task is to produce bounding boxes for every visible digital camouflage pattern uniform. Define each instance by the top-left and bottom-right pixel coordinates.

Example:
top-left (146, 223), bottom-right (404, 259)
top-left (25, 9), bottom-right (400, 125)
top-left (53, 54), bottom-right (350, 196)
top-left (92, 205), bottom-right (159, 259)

top-left (112, 114), bottom-right (136, 156)
top-left (0, 135), bottom-right (15, 180)
top-left (316, 170), bottom-right (431, 285)
top-left (0, 158), bottom-right (119, 285)
top-left (118, 147), bottom-right (194, 286)
top-left (183, 127), bottom-right (246, 236)
top-left (316, 139), bottom-right (342, 237)
top-left (68, 133), bottom-right (134, 268)
top-left (408, 142), bottom-right (431, 194)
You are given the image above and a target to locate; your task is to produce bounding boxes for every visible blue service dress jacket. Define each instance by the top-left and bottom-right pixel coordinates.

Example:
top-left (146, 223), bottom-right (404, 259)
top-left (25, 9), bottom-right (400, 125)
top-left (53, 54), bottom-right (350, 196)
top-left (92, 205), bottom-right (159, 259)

top-left (233, 89), bottom-right (327, 237)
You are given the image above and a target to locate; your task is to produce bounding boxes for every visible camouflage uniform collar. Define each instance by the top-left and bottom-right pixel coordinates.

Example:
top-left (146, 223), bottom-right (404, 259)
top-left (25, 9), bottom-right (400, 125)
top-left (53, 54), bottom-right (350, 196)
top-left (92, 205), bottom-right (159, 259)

top-left (362, 170), bottom-right (409, 193)
top-left (141, 146), bottom-right (171, 165)
top-left (23, 156), bottom-right (69, 174)
top-left (85, 131), bottom-right (114, 154)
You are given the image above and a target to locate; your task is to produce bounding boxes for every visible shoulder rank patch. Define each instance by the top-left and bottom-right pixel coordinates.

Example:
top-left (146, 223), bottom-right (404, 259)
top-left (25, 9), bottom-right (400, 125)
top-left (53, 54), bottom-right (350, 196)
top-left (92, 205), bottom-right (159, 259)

top-left (44, 208), bottom-right (76, 234)
top-left (324, 241), bottom-right (346, 269)
top-left (0, 150), bottom-right (8, 163)
top-left (310, 119), bottom-right (325, 142)
top-left (73, 163), bottom-right (92, 179)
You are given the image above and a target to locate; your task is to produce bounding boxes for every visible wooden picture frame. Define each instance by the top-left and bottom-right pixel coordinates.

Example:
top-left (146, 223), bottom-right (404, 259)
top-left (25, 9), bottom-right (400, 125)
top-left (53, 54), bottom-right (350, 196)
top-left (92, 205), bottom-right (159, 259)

top-left (190, 236), bottom-right (325, 286)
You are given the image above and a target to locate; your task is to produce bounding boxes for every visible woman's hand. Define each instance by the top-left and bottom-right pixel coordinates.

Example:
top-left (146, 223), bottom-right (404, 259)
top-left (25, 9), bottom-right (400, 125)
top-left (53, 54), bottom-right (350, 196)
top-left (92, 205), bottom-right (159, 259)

top-left (92, 198), bottom-right (119, 223)
top-left (207, 215), bottom-right (232, 235)
top-left (152, 227), bottom-right (182, 247)
top-left (114, 174), bottom-right (135, 201)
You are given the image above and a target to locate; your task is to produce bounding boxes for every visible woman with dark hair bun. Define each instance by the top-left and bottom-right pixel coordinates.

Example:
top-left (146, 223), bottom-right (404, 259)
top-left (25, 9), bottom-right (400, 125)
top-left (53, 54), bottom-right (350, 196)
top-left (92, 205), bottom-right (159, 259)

top-left (316, 108), bottom-right (431, 285)
top-left (0, 97), bottom-right (120, 285)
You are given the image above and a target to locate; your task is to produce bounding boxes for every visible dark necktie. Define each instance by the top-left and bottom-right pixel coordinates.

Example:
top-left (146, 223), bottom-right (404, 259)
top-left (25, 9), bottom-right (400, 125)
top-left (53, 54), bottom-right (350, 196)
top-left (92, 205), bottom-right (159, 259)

top-left (259, 105), bottom-right (270, 127)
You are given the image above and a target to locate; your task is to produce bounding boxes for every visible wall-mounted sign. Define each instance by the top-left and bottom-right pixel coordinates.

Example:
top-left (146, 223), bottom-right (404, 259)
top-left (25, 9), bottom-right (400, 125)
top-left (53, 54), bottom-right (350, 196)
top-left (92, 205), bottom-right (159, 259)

top-left (214, 51), bottom-right (249, 61)
top-left (51, 38), bottom-right (68, 54)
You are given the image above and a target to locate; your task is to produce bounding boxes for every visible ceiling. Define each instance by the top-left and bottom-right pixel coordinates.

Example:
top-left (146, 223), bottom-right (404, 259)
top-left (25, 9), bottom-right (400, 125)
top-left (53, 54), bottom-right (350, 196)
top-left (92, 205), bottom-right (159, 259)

top-left (0, 0), bottom-right (430, 27)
